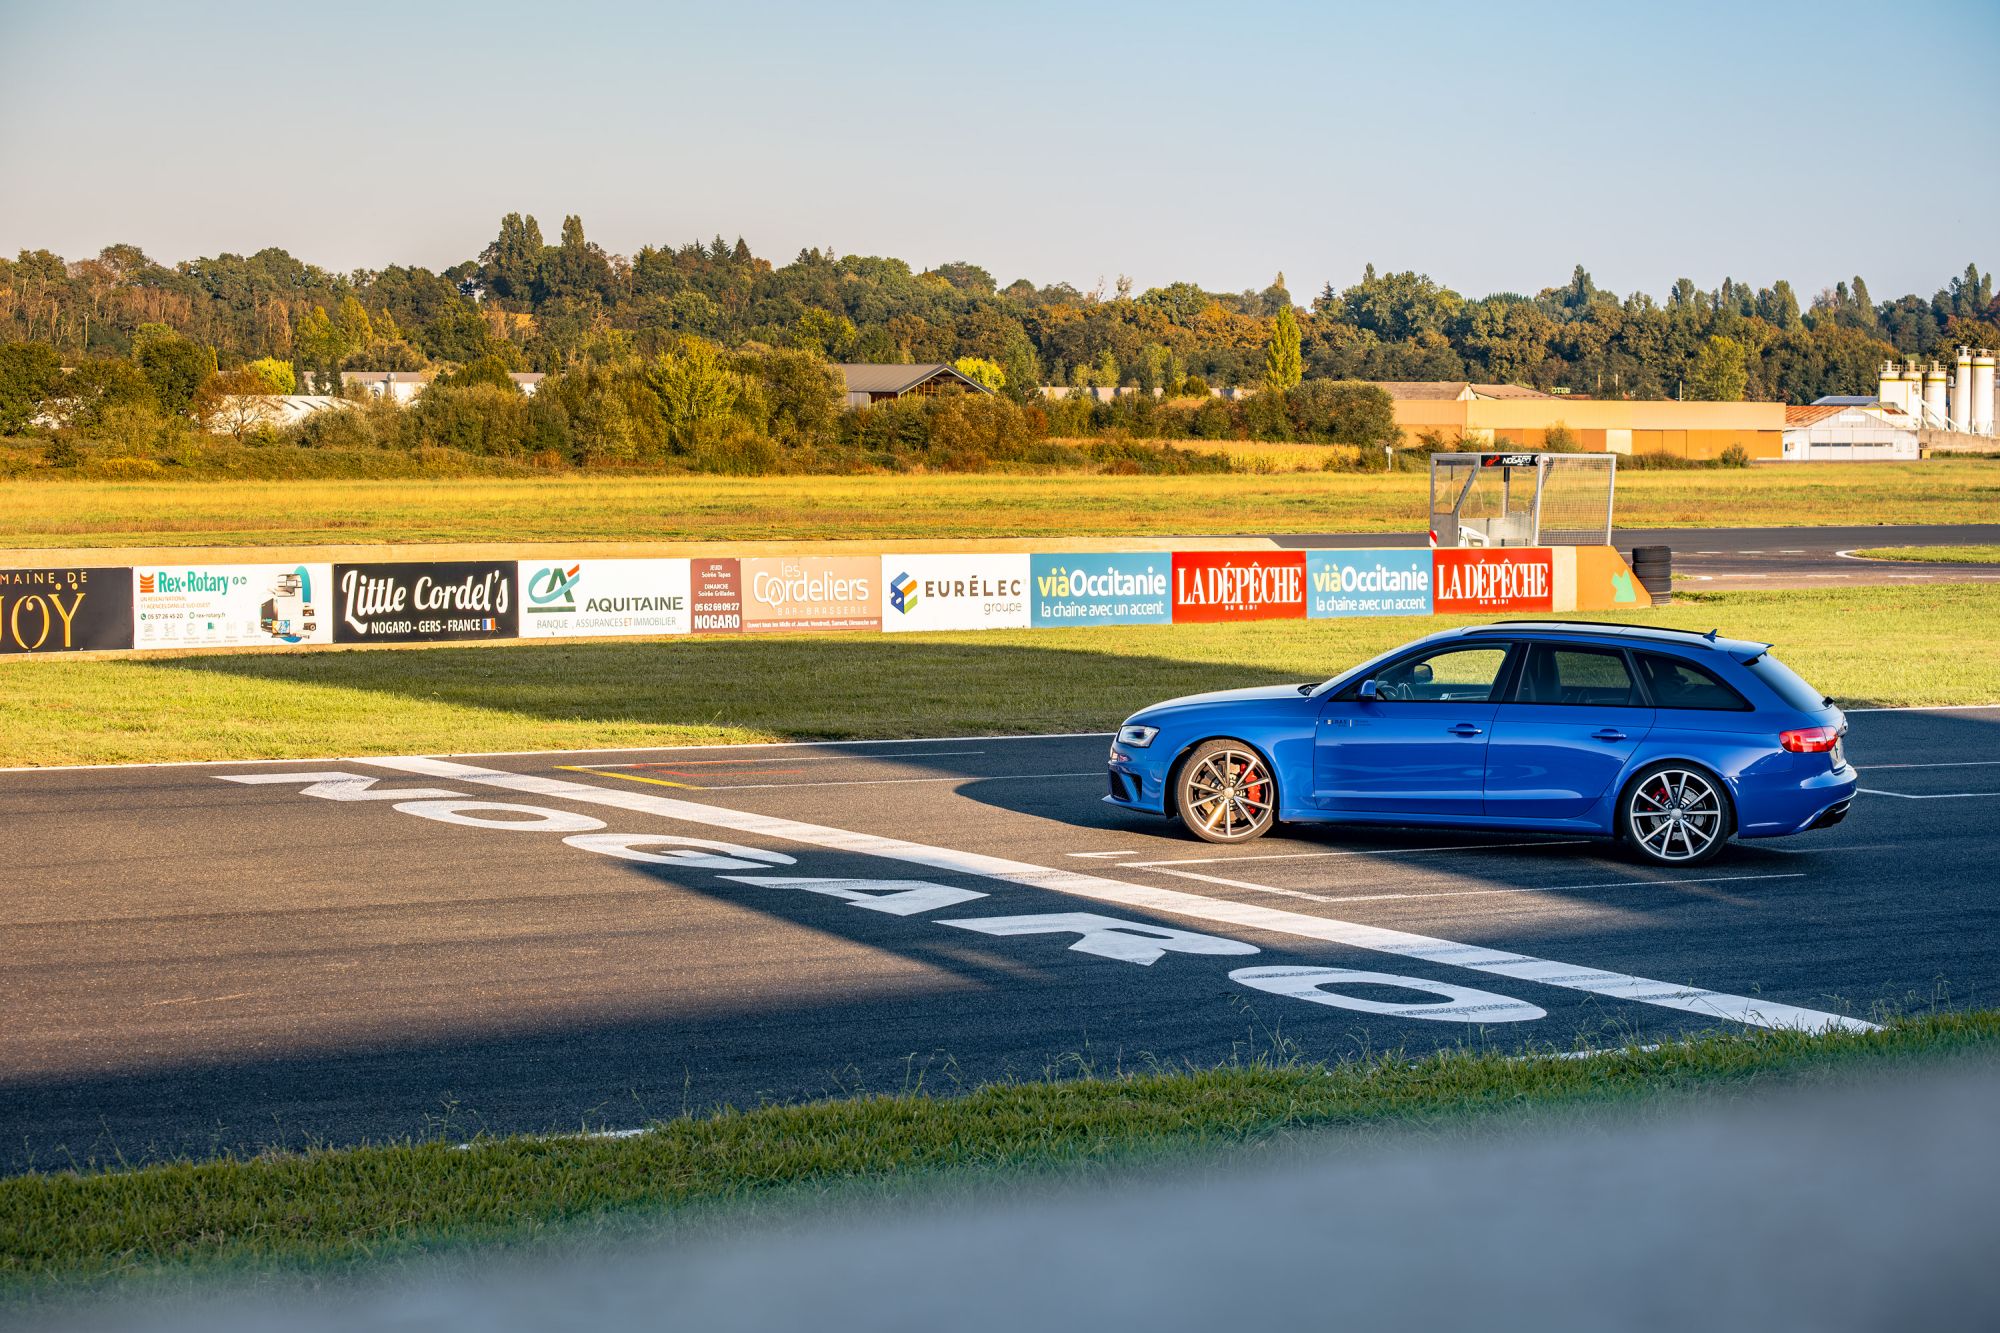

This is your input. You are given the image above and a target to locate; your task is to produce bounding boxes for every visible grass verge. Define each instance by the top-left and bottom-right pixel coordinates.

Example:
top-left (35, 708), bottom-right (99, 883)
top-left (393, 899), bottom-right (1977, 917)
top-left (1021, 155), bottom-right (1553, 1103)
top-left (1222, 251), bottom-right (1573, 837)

top-left (1851, 545), bottom-right (2000, 564)
top-left (3, 583), bottom-right (1996, 767)
top-left (5, 460), bottom-right (2000, 548)
top-left (3, 1012), bottom-right (1993, 1296)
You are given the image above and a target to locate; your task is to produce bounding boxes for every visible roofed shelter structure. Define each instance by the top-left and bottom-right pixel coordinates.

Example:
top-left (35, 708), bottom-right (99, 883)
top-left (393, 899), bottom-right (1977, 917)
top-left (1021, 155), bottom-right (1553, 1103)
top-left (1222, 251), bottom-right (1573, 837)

top-left (835, 363), bottom-right (993, 408)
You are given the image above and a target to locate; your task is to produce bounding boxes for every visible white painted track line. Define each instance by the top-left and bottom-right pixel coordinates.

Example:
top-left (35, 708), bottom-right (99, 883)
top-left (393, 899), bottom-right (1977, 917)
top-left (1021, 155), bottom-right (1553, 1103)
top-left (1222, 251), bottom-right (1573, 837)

top-left (1127, 840), bottom-right (1590, 868)
top-left (354, 757), bottom-right (1876, 1033)
top-left (1858, 788), bottom-right (1998, 800)
top-left (1142, 866), bottom-right (1806, 905)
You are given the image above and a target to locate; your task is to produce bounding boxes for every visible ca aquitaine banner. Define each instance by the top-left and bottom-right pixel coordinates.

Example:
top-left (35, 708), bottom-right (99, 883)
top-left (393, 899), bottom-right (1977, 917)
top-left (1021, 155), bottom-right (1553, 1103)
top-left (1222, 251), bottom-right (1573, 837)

top-left (1431, 548), bottom-right (1554, 614)
top-left (1170, 551), bottom-right (1307, 623)
top-left (333, 562), bottom-right (518, 643)
top-left (0, 567), bottom-right (135, 654)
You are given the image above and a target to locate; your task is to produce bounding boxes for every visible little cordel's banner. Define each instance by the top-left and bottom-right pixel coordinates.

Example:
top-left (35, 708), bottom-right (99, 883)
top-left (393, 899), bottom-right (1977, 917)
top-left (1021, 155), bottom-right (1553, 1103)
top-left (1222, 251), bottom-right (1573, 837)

top-left (333, 562), bottom-right (518, 643)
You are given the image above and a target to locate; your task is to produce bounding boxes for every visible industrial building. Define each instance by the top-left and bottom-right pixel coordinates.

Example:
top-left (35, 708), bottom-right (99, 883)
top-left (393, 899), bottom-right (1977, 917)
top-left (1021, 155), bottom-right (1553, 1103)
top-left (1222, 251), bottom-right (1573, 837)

top-left (1876, 348), bottom-right (1996, 438)
top-left (1781, 400), bottom-right (1920, 461)
top-left (1378, 384), bottom-right (1784, 461)
top-left (834, 363), bottom-right (993, 407)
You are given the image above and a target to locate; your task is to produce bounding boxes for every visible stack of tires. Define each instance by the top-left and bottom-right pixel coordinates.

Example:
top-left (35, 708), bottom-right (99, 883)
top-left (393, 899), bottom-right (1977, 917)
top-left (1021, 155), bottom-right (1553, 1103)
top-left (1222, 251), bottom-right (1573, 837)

top-left (1630, 545), bottom-right (1672, 605)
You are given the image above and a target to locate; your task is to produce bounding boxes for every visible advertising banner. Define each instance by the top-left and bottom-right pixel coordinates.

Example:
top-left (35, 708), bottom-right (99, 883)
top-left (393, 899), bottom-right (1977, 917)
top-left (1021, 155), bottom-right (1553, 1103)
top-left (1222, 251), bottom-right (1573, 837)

top-left (690, 558), bottom-right (743, 633)
top-left (0, 567), bottom-right (134, 655)
top-left (333, 561), bottom-right (518, 643)
top-left (518, 559), bottom-right (692, 638)
top-left (134, 563), bottom-right (333, 648)
top-left (1306, 549), bottom-right (1433, 619)
top-left (1432, 548), bottom-right (1554, 614)
top-left (739, 556), bottom-right (879, 633)
top-left (1572, 546), bottom-right (1649, 611)
top-left (1028, 553), bottom-right (1173, 628)
top-left (1170, 551), bottom-right (1307, 623)
top-left (881, 554), bottom-right (1031, 633)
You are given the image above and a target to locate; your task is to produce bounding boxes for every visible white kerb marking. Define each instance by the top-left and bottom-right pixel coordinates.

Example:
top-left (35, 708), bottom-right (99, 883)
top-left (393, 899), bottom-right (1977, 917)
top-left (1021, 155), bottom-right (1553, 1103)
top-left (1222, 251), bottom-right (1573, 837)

top-left (352, 758), bottom-right (1876, 1033)
top-left (1231, 966), bottom-right (1545, 1022)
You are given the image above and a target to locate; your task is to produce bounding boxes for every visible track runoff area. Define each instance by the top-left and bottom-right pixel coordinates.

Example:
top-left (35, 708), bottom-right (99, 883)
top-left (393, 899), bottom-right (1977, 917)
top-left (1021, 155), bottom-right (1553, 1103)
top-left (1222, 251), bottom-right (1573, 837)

top-left (2, 705), bottom-right (1996, 1170)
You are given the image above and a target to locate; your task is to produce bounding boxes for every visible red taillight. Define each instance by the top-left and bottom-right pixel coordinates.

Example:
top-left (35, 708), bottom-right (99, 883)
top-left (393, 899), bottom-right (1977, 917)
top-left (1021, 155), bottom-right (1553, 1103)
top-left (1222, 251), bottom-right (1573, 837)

top-left (1780, 725), bottom-right (1840, 753)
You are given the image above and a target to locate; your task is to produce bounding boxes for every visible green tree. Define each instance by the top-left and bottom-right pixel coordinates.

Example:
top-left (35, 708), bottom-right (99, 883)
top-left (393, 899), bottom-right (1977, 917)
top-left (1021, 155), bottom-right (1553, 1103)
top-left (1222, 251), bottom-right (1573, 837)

top-left (1264, 304), bottom-right (1303, 391)
top-left (1687, 334), bottom-right (1749, 401)
top-left (136, 335), bottom-right (217, 417)
top-left (644, 338), bottom-right (741, 451)
top-left (0, 342), bottom-right (62, 432)
top-left (245, 357), bottom-right (296, 394)
top-left (293, 306), bottom-right (344, 392)
top-left (953, 356), bottom-right (1005, 391)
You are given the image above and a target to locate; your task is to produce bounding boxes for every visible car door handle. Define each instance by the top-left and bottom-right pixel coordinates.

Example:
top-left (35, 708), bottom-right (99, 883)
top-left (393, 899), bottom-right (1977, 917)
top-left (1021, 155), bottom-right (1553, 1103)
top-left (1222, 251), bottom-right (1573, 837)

top-left (1591, 729), bottom-right (1628, 742)
top-left (1449, 724), bottom-right (1484, 737)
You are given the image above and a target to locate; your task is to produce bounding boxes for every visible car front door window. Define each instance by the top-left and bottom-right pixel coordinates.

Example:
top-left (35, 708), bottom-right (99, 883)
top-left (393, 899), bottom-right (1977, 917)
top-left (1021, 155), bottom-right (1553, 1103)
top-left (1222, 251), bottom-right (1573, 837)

top-left (1374, 646), bottom-right (1509, 703)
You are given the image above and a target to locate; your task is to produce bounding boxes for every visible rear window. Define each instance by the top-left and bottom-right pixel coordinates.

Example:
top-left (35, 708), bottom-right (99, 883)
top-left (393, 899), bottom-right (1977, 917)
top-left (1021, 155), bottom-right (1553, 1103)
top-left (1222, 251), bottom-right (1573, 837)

top-left (1634, 652), bottom-right (1751, 711)
top-left (1745, 654), bottom-right (1829, 712)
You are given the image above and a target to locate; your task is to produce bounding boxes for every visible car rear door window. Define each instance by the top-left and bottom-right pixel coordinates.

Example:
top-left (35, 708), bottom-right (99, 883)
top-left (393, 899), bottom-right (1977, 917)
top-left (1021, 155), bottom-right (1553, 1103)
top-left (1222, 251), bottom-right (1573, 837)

top-left (1635, 652), bottom-right (1751, 711)
top-left (1514, 644), bottom-right (1640, 706)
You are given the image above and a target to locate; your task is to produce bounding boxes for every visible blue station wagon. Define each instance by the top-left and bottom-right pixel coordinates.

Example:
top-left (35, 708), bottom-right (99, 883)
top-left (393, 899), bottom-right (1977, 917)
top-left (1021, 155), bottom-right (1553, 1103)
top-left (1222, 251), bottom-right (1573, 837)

top-left (1106, 622), bottom-right (1856, 866)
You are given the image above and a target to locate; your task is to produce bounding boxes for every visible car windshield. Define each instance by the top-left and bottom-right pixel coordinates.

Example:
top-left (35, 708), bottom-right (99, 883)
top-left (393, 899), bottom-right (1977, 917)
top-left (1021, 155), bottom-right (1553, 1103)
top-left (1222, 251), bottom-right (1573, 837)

top-left (1746, 654), bottom-right (1829, 711)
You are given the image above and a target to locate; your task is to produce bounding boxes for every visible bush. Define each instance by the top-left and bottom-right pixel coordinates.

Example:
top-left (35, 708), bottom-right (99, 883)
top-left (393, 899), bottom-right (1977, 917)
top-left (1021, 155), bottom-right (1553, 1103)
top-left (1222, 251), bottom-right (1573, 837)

top-left (1542, 422), bottom-right (1580, 452)
top-left (42, 437), bottom-right (82, 468)
top-left (1719, 443), bottom-right (1752, 468)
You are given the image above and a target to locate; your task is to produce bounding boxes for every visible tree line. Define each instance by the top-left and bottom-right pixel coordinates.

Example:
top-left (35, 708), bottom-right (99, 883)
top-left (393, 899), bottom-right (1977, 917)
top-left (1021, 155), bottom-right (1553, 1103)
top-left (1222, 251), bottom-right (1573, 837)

top-left (1, 216), bottom-right (1992, 403)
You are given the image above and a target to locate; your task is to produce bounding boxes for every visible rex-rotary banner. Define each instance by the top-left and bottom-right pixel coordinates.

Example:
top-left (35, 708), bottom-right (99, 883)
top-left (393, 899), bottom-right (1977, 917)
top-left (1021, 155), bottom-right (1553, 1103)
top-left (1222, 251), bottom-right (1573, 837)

top-left (1307, 550), bottom-right (1433, 618)
top-left (333, 561), bottom-right (518, 643)
top-left (0, 567), bottom-right (134, 654)
top-left (1431, 548), bottom-right (1553, 614)
top-left (1170, 551), bottom-right (1307, 623)
top-left (134, 563), bottom-right (334, 648)
top-left (882, 554), bottom-right (1030, 633)
top-left (739, 556), bottom-right (879, 632)
top-left (1029, 553), bottom-right (1172, 628)
top-left (518, 559), bottom-right (692, 638)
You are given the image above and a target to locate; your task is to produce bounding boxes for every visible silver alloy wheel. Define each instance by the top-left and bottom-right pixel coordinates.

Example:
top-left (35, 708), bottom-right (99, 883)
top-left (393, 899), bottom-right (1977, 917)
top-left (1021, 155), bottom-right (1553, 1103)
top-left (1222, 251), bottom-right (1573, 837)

top-left (1182, 746), bottom-right (1274, 841)
top-left (1627, 767), bottom-right (1725, 863)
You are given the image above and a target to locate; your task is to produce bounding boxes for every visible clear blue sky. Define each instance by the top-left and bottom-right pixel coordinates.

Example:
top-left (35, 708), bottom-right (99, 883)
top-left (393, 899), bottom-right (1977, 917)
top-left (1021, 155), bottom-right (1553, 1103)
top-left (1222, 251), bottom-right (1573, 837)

top-left (2, 0), bottom-right (1994, 303)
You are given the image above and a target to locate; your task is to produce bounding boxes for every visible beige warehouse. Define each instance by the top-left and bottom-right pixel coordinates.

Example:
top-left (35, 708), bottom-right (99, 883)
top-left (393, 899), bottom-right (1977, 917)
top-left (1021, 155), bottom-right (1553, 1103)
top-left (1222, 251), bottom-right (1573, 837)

top-left (1378, 383), bottom-right (1785, 460)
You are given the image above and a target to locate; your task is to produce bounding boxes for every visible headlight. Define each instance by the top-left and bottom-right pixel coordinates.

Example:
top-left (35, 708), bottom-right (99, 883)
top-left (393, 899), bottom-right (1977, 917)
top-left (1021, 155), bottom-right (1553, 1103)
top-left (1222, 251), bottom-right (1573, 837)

top-left (1116, 724), bottom-right (1159, 748)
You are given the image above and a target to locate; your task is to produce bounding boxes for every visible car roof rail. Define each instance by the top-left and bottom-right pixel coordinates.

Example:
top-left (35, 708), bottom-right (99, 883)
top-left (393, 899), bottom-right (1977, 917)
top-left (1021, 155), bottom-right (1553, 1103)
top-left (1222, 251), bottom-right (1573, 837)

top-left (1462, 620), bottom-right (1725, 646)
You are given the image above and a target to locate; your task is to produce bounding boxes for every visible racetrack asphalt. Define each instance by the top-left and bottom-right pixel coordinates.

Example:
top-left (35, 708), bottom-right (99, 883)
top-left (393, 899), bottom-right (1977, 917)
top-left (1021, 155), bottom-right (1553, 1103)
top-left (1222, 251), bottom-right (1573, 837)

top-left (1266, 522), bottom-right (2000, 589)
top-left (3, 706), bottom-right (1997, 1173)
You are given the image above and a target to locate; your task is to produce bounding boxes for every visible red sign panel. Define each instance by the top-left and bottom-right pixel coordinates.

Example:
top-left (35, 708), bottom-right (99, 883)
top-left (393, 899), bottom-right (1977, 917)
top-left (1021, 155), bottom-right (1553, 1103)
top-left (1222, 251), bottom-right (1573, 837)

top-left (1432, 549), bottom-right (1554, 614)
top-left (1171, 552), bottom-right (1308, 623)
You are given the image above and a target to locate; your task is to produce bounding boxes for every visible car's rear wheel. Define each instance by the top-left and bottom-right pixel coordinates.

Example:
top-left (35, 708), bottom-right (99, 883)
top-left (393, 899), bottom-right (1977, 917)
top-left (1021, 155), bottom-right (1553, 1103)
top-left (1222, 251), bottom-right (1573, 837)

top-left (1176, 740), bottom-right (1277, 844)
top-left (1621, 763), bottom-right (1731, 866)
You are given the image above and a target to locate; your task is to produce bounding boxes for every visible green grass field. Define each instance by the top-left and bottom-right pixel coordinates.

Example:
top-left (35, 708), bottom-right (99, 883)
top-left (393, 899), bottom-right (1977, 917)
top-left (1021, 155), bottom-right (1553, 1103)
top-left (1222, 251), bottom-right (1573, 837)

top-left (3, 1012), bottom-right (1992, 1295)
top-left (4, 460), bottom-right (1999, 550)
top-left (4, 584), bottom-right (1995, 767)
top-left (1852, 545), bottom-right (2000, 564)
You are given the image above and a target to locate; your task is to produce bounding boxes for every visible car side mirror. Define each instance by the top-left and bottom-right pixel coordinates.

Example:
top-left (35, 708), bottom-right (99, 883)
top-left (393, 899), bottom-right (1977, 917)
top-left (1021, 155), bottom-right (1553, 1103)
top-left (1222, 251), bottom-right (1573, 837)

top-left (1358, 679), bottom-right (1380, 701)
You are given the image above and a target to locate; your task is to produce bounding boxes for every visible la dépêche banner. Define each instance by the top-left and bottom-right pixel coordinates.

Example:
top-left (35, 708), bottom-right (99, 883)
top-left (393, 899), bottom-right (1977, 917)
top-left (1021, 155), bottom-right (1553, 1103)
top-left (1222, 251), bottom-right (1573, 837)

top-left (0, 546), bottom-right (1627, 655)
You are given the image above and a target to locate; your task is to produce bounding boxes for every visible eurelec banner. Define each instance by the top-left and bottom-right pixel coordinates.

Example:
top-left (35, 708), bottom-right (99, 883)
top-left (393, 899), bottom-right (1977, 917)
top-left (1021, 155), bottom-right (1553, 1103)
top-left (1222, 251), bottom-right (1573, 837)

top-left (881, 554), bottom-right (1031, 633)
top-left (134, 563), bottom-right (334, 648)
top-left (1306, 550), bottom-right (1433, 618)
top-left (1029, 553), bottom-right (1173, 628)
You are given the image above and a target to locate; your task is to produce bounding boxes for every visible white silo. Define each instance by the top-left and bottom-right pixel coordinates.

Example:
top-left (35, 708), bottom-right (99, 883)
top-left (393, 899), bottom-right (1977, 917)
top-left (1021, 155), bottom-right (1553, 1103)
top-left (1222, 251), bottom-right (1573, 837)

top-left (1902, 361), bottom-right (1924, 416)
top-left (1953, 346), bottom-right (1974, 431)
top-left (1878, 359), bottom-right (1901, 409)
top-left (1923, 362), bottom-right (1949, 425)
top-left (1973, 350), bottom-right (1997, 436)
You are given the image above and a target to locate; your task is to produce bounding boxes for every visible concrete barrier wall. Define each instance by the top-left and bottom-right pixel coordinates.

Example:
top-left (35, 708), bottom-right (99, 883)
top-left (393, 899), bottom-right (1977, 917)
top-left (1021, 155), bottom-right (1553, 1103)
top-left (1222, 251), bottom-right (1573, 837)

top-left (0, 547), bottom-right (1650, 657)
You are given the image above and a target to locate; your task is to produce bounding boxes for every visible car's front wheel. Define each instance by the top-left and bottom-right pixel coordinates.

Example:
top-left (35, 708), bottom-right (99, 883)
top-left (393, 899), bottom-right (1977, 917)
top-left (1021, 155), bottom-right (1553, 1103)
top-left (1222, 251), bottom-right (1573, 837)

top-left (1621, 762), bottom-right (1732, 866)
top-left (1176, 740), bottom-right (1277, 844)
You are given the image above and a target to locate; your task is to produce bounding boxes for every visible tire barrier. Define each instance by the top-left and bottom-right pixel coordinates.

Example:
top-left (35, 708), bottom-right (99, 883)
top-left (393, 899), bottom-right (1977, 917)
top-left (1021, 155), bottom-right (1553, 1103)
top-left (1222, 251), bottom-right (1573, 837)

top-left (0, 547), bottom-right (1651, 657)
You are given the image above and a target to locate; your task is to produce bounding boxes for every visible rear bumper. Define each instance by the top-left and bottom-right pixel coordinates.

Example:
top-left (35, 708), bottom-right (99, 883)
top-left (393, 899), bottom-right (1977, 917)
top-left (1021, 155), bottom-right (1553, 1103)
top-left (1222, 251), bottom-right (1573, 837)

top-left (1736, 760), bottom-right (1859, 838)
